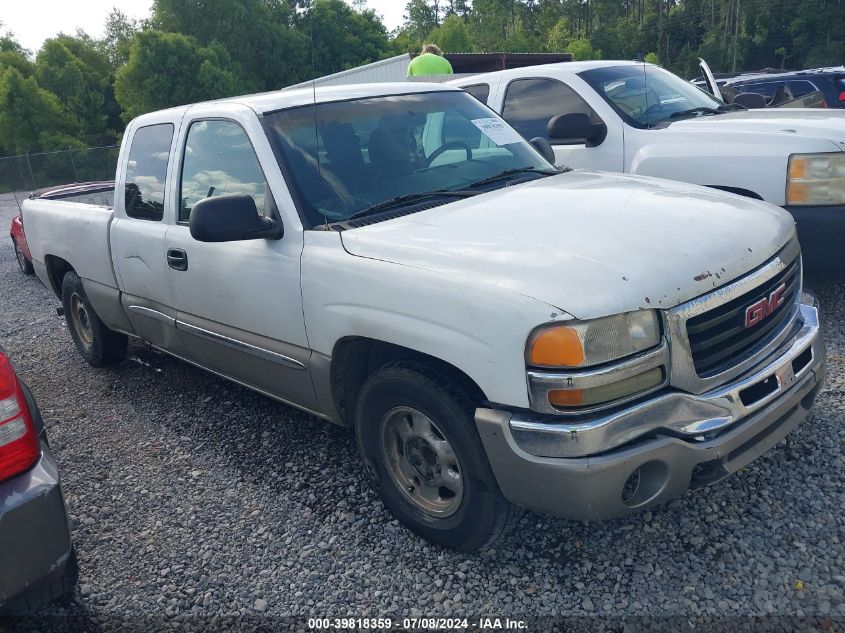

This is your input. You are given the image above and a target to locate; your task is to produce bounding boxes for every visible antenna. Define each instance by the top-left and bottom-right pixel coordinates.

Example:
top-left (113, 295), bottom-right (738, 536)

top-left (307, 3), bottom-right (328, 227)
top-left (12, 191), bottom-right (22, 214)
top-left (640, 52), bottom-right (650, 121)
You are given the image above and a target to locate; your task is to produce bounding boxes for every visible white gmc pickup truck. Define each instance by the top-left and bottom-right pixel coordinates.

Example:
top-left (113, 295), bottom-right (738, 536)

top-left (23, 82), bottom-right (825, 551)
top-left (451, 61), bottom-right (845, 277)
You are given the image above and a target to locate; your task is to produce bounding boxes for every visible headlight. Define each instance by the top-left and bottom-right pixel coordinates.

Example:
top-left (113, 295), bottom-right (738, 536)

top-left (526, 311), bottom-right (665, 411)
top-left (786, 153), bottom-right (845, 205)
top-left (527, 310), bottom-right (661, 368)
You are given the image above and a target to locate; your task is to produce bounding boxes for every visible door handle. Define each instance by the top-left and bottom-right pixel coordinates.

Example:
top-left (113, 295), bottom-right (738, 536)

top-left (167, 248), bottom-right (188, 271)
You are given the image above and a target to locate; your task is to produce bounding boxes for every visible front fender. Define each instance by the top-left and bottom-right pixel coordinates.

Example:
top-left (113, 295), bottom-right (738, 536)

top-left (302, 232), bottom-right (570, 409)
top-left (627, 130), bottom-right (840, 205)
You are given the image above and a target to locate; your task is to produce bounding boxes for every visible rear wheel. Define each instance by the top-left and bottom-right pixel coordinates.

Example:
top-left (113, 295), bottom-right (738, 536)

top-left (13, 240), bottom-right (34, 275)
top-left (355, 361), bottom-right (519, 551)
top-left (61, 272), bottom-right (127, 367)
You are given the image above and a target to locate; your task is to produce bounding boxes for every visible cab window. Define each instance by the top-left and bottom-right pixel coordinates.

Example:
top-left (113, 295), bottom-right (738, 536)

top-left (124, 123), bottom-right (174, 221)
top-left (179, 120), bottom-right (268, 222)
top-left (738, 82), bottom-right (779, 98)
top-left (502, 78), bottom-right (600, 141)
top-left (464, 83), bottom-right (490, 104)
top-left (788, 80), bottom-right (817, 97)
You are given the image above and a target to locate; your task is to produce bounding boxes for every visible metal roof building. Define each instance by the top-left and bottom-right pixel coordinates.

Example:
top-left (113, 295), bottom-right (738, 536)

top-left (286, 52), bottom-right (574, 89)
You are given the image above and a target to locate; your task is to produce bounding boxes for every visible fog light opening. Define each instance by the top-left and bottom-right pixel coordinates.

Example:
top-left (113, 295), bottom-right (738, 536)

top-left (621, 460), bottom-right (669, 508)
top-left (689, 460), bottom-right (726, 489)
top-left (621, 467), bottom-right (641, 504)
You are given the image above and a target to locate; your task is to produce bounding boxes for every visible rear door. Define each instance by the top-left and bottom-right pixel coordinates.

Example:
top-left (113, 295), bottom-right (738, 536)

top-left (110, 116), bottom-right (181, 351)
top-left (164, 103), bottom-right (317, 410)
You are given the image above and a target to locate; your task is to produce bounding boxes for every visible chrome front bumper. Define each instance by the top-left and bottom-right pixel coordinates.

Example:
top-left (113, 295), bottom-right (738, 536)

top-left (512, 303), bottom-right (822, 458)
top-left (475, 302), bottom-right (825, 520)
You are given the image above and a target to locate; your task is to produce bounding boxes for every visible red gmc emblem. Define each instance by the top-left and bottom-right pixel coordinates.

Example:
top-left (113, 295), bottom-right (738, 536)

top-left (744, 283), bottom-right (787, 328)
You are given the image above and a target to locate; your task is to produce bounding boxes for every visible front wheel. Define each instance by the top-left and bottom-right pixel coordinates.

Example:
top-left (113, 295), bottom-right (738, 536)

top-left (355, 362), bottom-right (519, 551)
top-left (61, 272), bottom-right (128, 367)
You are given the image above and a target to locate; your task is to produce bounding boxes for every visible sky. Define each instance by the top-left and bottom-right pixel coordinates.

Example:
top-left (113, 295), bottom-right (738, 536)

top-left (2, 0), bottom-right (406, 54)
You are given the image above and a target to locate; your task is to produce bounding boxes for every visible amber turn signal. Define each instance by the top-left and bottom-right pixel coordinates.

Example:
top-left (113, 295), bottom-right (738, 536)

top-left (528, 327), bottom-right (585, 367)
top-left (547, 389), bottom-right (585, 407)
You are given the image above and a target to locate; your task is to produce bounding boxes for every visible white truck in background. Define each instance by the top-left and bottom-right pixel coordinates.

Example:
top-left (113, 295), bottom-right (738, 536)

top-left (451, 60), bottom-right (845, 278)
top-left (22, 82), bottom-right (824, 550)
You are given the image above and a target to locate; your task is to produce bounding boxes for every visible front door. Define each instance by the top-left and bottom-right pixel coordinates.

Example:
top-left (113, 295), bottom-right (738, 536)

top-left (164, 109), bottom-right (317, 410)
top-left (497, 77), bottom-right (624, 172)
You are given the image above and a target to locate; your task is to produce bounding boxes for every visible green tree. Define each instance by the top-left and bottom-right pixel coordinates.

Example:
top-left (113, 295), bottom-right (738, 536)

top-left (151, 0), bottom-right (306, 90)
top-left (0, 67), bottom-right (73, 154)
top-left (0, 38), bottom-right (34, 78)
top-left (305, 0), bottom-right (392, 76)
top-left (443, 0), bottom-right (470, 20)
top-left (502, 26), bottom-right (541, 52)
top-left (35, 34), bottom-right (119, 140)
top-left (427, 14), bottom-right (473, 53)
top-left (100, 9), bottom-right (141, 68)
top-left (114, 31), bottom-right (247, 120)
top-left (391, 30), bottom-right (420, 55)
top-left (402, 0), bottom-right (439, 43)
top-left (470, 0), bottom-right (513, 51)
top-left (545, 17), bottom-right (570, 51)
top-left (567, 36), bottom-right (598, 60)
top-left (546, 18), bottom-right (597, 58)
top-left (789, 0), bottom-right (845, 68)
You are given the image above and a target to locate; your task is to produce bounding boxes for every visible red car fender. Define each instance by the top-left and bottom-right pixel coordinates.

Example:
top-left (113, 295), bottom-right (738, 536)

top-left (10, 214), bottom-right (32, 262)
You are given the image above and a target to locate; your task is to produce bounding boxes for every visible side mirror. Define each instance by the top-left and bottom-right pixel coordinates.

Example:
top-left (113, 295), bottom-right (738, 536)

top-left (529, 137), bottom-right (556, 165)
top-left (189, 194), bottom-right (283, 243)
top-left (547, 113), bottom-right (607, 147)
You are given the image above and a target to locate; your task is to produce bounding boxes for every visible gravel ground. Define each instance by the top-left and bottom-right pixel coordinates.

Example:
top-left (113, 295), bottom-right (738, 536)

top-left (0, 197), bottom-right (843, 632)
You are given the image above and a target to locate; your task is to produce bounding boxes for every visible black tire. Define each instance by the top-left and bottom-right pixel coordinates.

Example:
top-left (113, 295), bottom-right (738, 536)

top-left (61, 271), bottom-right (127, 367)
top-left (355, 361), bottom-right (520, 552)
top-left (13, 239), bottom-right (34, 275)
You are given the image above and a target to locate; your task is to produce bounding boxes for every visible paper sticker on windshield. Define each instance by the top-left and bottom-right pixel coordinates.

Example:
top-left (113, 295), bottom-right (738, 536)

top-left (471, 118), bottom-right (523, 145)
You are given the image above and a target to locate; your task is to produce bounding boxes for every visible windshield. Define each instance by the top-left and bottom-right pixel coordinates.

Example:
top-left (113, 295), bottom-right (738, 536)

top-left (579, 65), bottom-right (726, 127)
top-left (263, 91), bottom-right (553, 227)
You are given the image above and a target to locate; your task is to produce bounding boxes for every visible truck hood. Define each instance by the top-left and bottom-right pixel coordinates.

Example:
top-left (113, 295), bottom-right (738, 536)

top-left (664, 109), bottom-right (845, 149)
top-left (340, 171), bottom-right (796, 320)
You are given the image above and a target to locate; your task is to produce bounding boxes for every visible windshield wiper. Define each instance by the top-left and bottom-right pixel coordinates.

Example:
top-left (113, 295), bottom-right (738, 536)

top-left (666, 106), bottom-right (723, 120)
top-left (338, 168), bottom-right (559, 225)
top-left (344, 189), bottom-right (480, 222)
top-left (464, 167), bottom-right (560, 190)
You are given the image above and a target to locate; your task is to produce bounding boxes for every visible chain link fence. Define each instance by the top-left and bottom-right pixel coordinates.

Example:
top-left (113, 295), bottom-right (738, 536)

top-left (0, 145), bottom-right (120, 194)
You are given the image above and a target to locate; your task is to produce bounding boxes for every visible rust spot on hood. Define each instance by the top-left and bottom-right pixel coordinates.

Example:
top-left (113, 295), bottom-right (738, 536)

top-left (694, 271), bottom-right (713, 281)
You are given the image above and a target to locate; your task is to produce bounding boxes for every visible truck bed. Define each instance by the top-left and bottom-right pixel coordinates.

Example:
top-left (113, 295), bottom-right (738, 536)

top-left (22, 181), bottom-right (119, 293)
top-left (31, 181), bottom-right (115, 207)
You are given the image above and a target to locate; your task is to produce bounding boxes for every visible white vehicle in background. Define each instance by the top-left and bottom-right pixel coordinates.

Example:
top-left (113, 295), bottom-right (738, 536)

top-left (22, 82), bottom-right (824, 551)
top-left (451, 60), bottom-right (845, 277)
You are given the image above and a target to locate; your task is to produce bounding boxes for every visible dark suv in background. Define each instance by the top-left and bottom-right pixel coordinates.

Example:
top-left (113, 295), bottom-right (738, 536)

top-left (725, 67), bottom-right (845, 108)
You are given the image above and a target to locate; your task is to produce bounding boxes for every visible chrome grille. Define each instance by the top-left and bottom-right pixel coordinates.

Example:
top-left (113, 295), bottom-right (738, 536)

top-left (686, 259), bottom-right (800, 377)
